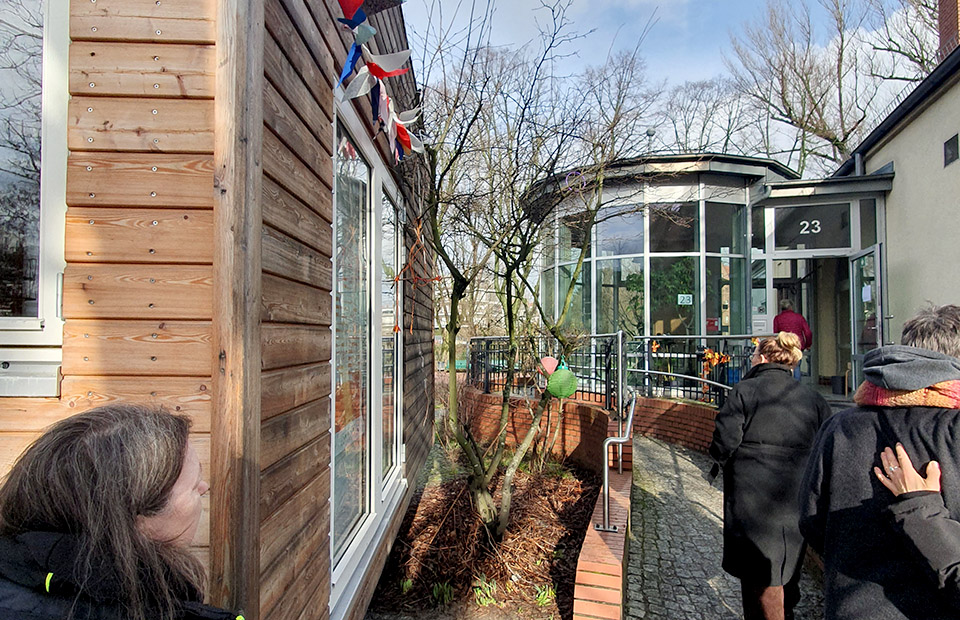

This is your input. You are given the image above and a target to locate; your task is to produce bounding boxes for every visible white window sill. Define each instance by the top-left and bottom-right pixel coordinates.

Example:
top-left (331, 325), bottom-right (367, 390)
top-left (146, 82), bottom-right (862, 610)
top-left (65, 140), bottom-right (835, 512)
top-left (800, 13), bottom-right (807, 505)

top-left (0, 351), bottom-right (61, 397)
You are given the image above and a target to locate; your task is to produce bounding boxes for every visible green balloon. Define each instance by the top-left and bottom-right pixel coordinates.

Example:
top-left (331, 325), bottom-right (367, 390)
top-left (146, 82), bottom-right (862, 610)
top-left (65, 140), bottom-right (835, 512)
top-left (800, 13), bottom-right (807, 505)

top-left (547, 367), bottom-right (577, 399)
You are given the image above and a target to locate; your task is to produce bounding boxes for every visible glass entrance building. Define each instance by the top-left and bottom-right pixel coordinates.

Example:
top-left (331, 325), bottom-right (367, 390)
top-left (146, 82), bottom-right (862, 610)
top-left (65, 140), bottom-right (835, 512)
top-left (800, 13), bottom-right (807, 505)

top-left (540, 154), bottom-right (796, 337)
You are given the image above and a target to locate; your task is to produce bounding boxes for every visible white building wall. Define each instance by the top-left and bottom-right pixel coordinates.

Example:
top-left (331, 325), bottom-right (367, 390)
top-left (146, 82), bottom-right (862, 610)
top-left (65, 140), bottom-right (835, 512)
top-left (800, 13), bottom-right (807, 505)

top-left (864, 82), bottom-right (960, 339)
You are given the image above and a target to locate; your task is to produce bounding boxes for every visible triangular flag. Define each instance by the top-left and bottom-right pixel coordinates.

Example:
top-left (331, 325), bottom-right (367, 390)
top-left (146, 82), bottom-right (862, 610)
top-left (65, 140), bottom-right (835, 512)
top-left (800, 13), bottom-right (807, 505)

top-left (397, 108), bottom-right (420, 124)
top-left (386, 106), bottom-right (398, 146)
top-left (337, 7), bottom-right (367, 28)
top-left (362, 0), bottom-right (405, 16)
top-left (395, 138), bottom-right (405, 161)
top-left (379, 86), bottom-right (390, 126)
top-left (395, 123), bottom-right (412, 151)
top-left (364, 47), bottom-right (411, 72)
top-left (355, 23), bottom-right (377, 45)
top-left (370, 81), bottom-right (381, 122)
top-left (367, 62), bottom-right (409, 80)
top-left (407, 131), bottom-right (424, 153)
top-left (337, 0), bottom-right (364, 19)
top-left (342, 66), bottom-right (376, 99)
top-left (336, 42), bottom-right (363, 89)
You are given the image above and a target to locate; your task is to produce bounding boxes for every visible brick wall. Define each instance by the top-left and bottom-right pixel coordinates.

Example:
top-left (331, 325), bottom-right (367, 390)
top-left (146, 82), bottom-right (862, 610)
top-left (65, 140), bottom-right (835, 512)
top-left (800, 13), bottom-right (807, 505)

top-left (462, 387), bottom-right (719, 620)
top-left (632, 396), bottom-right (718, 454)
top-left (462, 386), bottom-right (613, 472)
top-left (941, 0), bottom-right (960, 56)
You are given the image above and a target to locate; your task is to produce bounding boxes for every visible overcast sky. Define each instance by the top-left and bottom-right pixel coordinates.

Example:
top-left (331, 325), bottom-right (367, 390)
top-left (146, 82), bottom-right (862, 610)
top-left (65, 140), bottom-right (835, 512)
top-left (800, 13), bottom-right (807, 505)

top-left (398, 0), bottom-right (832, 86)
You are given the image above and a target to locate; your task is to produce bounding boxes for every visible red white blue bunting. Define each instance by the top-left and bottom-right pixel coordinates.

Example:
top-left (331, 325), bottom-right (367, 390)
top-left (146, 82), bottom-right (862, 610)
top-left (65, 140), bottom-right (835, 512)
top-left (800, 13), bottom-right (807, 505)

top-left (335, 0), bottom-right (422, 163)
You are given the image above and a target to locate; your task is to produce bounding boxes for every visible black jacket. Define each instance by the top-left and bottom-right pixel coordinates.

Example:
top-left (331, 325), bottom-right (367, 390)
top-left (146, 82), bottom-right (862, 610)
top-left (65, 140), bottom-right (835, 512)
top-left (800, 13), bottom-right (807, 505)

top-left (0, 532), bottom-right (237, 620)
top-left (799, 345), bottom-right (960, 619)
top-left (710, 363), bottom-right (831, 584)
top-left (886, 491), bottom-right (960, 608)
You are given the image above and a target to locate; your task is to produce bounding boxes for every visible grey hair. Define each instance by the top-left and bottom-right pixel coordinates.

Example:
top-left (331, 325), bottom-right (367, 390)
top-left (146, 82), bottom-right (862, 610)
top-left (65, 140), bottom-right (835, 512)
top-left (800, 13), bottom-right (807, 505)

top-left (779, 298), bottom-right (794, 311)
top-left (0, 405), bottom-right (205, 620)
top-left (901, 304), bottom-right (960, 358)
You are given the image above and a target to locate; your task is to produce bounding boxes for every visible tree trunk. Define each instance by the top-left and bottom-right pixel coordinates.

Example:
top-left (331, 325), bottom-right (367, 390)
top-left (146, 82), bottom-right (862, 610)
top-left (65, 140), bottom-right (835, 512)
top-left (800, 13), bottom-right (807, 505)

top-left (495, 389), bottom-right (552, 538)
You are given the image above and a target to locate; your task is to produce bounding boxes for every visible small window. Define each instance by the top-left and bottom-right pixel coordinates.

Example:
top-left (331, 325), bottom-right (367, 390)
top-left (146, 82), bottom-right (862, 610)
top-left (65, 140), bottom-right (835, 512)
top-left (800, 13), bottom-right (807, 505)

top-left (945, 134), bottom-right (959, 167)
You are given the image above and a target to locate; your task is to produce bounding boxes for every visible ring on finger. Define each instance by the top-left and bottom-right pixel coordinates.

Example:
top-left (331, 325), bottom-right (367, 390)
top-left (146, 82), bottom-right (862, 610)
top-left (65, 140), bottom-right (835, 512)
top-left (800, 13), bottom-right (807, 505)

top-left (889, 465), bottom-right (900, 471)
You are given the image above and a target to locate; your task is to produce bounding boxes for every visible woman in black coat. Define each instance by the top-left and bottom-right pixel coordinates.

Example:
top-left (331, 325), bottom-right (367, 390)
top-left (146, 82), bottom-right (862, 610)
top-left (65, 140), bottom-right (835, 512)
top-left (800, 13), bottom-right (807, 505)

top-left (0, 405), bottom-right (239, 620)
top-left (709, 332), bottom-right (832, 620)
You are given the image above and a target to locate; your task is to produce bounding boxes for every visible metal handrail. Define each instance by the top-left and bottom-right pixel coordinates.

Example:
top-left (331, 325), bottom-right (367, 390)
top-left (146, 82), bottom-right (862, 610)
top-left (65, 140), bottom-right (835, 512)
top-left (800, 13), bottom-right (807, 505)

top-left (637, 333), bottom-right (776, 340)
top-left (596, 392), bottom-right (636, 533)
top-left (595, 368), bottom-right (736, 533)
top-left (626, 368), bottom-right (733, 391)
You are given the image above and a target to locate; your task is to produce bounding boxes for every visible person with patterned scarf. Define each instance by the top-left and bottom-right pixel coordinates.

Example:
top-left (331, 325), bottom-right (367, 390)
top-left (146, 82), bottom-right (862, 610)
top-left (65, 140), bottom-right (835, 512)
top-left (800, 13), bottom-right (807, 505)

top-left (800, 304), bottom-right (960, 620)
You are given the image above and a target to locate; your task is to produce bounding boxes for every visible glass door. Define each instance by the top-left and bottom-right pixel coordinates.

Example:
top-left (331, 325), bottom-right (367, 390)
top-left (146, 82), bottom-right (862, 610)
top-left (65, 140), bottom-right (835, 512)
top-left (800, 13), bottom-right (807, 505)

top-left (850, 245), bottom-right (882, 386)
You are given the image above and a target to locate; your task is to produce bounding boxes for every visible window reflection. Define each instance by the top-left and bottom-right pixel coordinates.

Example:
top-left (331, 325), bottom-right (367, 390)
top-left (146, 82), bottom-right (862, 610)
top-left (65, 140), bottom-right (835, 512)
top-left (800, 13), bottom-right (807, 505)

top-left (558, 264), bottom-right (590, 332)
top-left (0, 1), bottom-right (42, 317)
top-left (382, 194), bottom-right (398, 479)
top-left (650, 256), bottom-right (698, 335)
top-left (596, 258), bottom-right (644, 337)
top-left (649, 203), bottom-right (698, 252)
top-left (596, 206), bottom-right (643, 257)
top-left (334, 125), bottom-right (369, 560)
top-left (706, 257), bottom-right (745, 334)
top-left (705, 202), bottom-right (744, 254)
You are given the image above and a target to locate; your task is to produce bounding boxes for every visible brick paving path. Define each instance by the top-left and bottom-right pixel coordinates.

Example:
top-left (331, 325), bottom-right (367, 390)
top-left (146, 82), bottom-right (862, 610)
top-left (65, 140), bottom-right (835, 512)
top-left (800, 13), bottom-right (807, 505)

top-left (625, 436), bottom-right (824, 620)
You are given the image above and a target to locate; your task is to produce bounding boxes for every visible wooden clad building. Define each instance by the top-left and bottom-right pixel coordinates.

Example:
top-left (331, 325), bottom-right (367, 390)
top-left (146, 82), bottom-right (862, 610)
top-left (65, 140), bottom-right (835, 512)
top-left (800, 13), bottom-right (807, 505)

top-left (0, 1), bottom-right (434, 619)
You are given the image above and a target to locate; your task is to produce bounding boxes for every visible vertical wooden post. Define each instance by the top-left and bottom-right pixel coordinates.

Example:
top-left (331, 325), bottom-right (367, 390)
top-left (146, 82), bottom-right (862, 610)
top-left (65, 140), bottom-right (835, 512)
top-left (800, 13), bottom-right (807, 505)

top-left (212, 0), bottom-right (263, 616)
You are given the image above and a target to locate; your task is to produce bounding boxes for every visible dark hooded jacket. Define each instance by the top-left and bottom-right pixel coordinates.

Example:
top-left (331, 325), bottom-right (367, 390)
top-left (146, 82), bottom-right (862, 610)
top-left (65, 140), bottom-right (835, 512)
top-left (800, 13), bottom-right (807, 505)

top-left (800, 345), bottom-right (960, 619)
top-left (709, 362), bottom-right (832, 585)
top-left (0, 532), bottom-right (237, 620)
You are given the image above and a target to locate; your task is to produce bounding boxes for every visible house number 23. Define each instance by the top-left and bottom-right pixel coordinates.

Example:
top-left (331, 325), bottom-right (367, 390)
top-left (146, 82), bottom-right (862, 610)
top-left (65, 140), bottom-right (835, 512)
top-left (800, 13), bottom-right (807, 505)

top-left (799, 219), bottom-right (821, 234)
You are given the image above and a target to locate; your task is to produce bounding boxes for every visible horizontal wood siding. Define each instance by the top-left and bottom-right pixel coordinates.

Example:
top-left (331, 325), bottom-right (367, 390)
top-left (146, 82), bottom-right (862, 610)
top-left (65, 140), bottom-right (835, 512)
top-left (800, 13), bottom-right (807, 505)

top-left (0, 0), bottom-right (217, 571)
top-left (258, 0), bottom-right (334, 617)
top-left (60, 0), bottom-right (214, 571)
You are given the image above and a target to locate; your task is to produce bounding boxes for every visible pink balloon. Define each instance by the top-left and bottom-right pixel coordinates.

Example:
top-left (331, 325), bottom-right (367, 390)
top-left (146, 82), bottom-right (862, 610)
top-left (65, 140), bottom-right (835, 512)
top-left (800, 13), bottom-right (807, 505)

top-left (540, 356), bottom-right (559, 376)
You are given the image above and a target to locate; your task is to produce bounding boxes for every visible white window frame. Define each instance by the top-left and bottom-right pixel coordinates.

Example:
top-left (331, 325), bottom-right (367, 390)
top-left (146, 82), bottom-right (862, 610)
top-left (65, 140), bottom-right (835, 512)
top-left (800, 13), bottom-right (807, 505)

top-left (381, 191), bottom-right (404, 489)
top-left (0, 0), bottom-right (69, 396)
top-left (329, 100), bottom-right (407, 620)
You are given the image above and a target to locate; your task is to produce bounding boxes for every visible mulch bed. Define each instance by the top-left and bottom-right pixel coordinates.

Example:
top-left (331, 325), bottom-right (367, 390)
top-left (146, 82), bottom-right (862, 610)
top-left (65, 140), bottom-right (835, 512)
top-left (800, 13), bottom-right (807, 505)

top-left (369, 462), bottom-right (601, 619)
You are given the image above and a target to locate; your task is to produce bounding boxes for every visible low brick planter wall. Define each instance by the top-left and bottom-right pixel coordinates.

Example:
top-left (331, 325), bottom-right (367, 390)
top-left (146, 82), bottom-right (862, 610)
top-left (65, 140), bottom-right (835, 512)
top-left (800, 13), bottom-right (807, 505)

top-left (460, 387), bottom-right (719, 619)
top-left (461, 386), bottom-right (612, 473)
top-left (632, 396), bottom-right (718, 454)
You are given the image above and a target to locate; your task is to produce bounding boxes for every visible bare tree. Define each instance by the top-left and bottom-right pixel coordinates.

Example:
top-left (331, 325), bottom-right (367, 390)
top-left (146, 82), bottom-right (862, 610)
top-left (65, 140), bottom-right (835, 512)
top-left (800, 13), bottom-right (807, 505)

top-left (864, 0), bottom-right (940, 81)
top-left (726, 0), bottom-right (886, 175)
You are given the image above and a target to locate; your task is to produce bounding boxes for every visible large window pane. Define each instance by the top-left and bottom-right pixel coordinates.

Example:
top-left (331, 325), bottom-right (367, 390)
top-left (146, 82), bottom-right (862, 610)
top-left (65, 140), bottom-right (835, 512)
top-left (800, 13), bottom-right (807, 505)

top-left (558, 264), bottom-right (590, 332)
top-left (0, 2), bottom-right (42, 317)
top-left (542, 267), bottom-right (555, 323)
top-left (859, 199), bottom-right (877, 248)
top-left (596, 206), bottom-right (643, 257)
top-left (752, 207), bottom-right (765, 252)
top-left (649, 203), bottom-right (698, 252)
top-left (706, 257), bottom-right (746, 335)
top-left (705, 202), bottom-right (745, 254)
top-left (334, 125), bottom-right (369, 559)
top-left (381, 195), bottom-right (397, 479)
top-left (650, 256), bottom-right (698, 335)
top-left (752, 259), bottom-right (767, 315)
top-left (596, 258), bottom-right (644, 337)
top-left (559, 213), bottom-right (591, 262)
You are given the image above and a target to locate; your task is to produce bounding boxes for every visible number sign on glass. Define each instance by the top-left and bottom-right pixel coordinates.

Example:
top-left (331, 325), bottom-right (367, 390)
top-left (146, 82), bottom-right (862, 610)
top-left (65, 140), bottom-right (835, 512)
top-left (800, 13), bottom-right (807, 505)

top-left (774, 204), bottom-right (850, 250)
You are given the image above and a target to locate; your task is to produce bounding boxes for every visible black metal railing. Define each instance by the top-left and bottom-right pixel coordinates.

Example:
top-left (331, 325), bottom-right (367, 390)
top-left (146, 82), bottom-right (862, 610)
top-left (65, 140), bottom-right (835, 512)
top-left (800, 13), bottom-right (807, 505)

top-left (468, 333), bottom-right (766, 408)
top-left (467, 334), bottom-right (622, 410)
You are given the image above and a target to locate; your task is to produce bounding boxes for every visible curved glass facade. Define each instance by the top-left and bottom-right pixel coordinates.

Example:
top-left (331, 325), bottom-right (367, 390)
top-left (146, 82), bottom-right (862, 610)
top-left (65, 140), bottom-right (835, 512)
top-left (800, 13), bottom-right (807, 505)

top-left (541, 169), bottom-right (758, 337)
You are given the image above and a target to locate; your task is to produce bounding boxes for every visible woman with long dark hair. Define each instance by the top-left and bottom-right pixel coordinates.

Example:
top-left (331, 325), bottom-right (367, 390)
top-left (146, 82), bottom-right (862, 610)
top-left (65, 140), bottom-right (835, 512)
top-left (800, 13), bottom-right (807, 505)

top-left (709, 332), bottom-right (832, 620)
top-left (0, 405), bottom-right (238, 620)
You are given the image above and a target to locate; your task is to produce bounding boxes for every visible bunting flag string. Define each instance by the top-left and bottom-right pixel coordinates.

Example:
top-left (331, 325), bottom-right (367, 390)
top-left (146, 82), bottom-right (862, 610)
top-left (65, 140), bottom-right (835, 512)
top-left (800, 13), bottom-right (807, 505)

top-left (336, 42), bottom-right (363, 89)
top-left (335, 0), bottom-right (424, 164)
